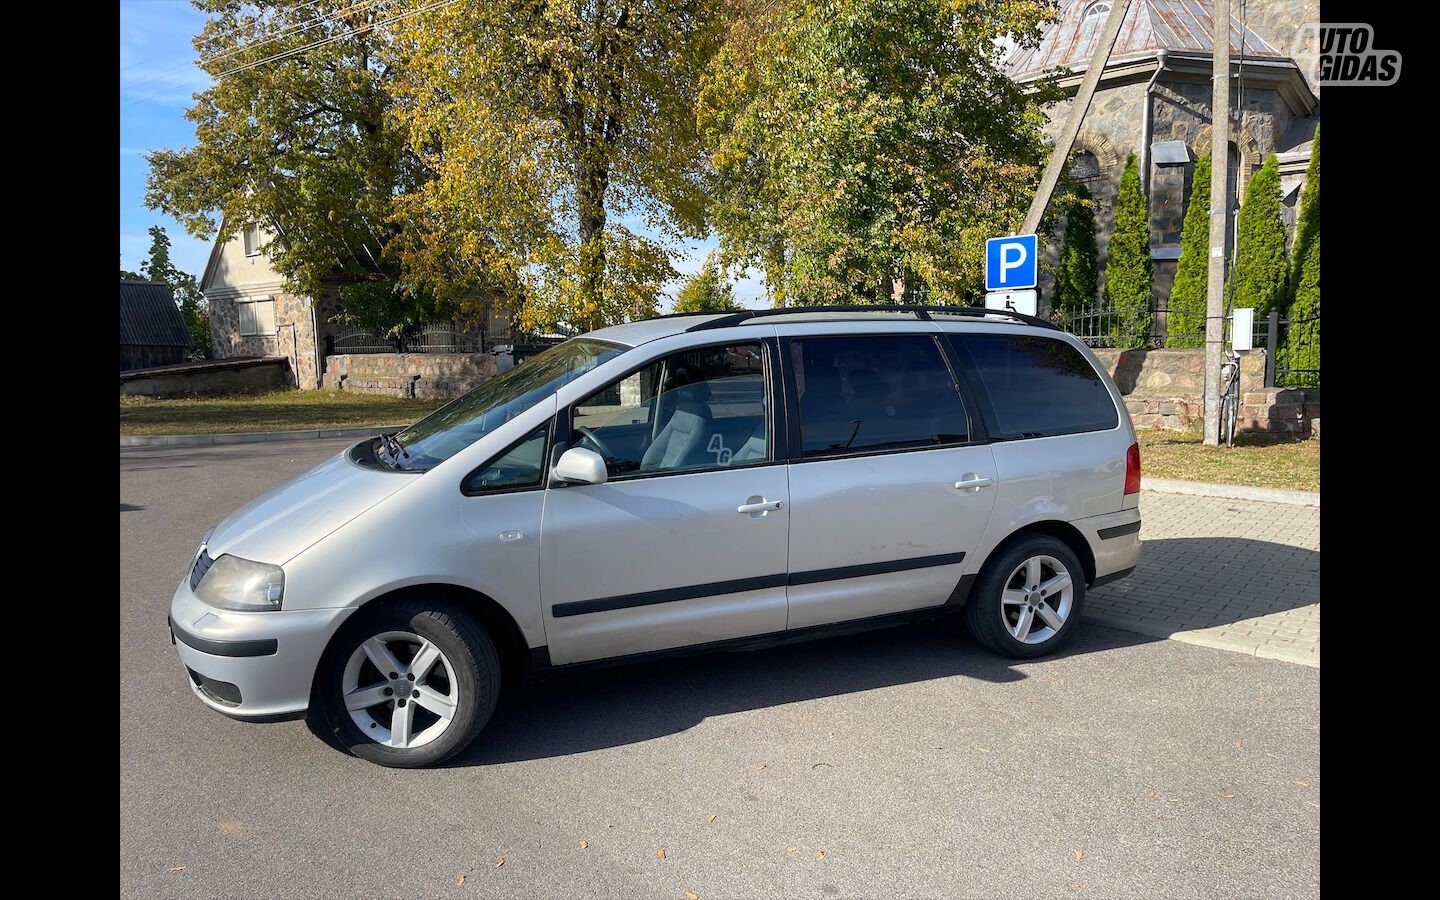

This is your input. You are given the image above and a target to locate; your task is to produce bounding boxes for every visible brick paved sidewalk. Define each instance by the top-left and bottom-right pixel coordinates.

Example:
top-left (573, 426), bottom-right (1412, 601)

top-left (1086, 492), bottom-right (1320, 667)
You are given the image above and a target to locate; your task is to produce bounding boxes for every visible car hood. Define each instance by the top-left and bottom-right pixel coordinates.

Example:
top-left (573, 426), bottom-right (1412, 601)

top-left (206, 447), bottom-right (415, 566)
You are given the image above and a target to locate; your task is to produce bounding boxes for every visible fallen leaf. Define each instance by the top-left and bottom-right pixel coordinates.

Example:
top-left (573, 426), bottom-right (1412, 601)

top-left (707, 815), bottom-right (716, 824)
top-left (1074, 849), bottom-right (1084, 860)
top-left (1234, 740), bottom-right (1243, 749)
top-left (685, 893), bottom-right (699, 900)
top-left (756, 764), bottom-right (766, 771)
top-left (579, 839), bottom-right (588, 849)
top-left (658, 849), bottom-right (666, 860)
top-left (168, 866), bottom-right (185, 873)
top-left (798, 714), bottom-right (809, 721)
top-left (1220, 794), bottom-right (1235, 799)
top-left (495, 858), bottom-right (504, 869)
top-left (1058, 677), bottom-right (1066, 686)
top-left (1074, 884), bottom-right (1085, 890)
top-left (784, 847), bottom-right (797, 853)
top-left (1295, 780), bottom-right (1309, 788)
top-left (817, 850), bottom-right (827, 859)
top-left (1144, 790), bottom-right (1157, 798)
top-left (827, 732), bottom-right (834, 740)
top-left (219, 821), bottom-right (244, 835)
top-left (975, 747), bottom-right (990, 753)
top-left (1165, 798), bottom-right (1180, 804)
top-left (457, 875), bottom-right (465, 886)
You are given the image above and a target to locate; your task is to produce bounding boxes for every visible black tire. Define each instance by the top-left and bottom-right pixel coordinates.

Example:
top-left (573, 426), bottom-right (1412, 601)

top-left (312, 599), bottom-right (500, 768)
top-left (964, 535), bottom-right (1086, 659)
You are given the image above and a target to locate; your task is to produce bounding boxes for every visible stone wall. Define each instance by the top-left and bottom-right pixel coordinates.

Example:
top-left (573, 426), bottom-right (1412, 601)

top-left (324, 353), bottom-right (498, 399)
top-left (1088, 347), bottom-right (1315, 437)
top-left (119, 357), bottom-right (290, 397)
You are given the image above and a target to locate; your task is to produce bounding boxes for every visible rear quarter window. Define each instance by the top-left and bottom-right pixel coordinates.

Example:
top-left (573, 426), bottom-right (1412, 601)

top-left (947, 334), bottom-right (1118, 439)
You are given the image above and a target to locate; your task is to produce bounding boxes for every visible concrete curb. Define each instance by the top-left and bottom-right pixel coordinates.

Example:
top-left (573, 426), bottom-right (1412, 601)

top-left (1140, 477), bottom-right (1319, 507)
top-left (1083, 611), bottom-right (1320, 668)
top-left (119, 425), bottom-right (405, 448)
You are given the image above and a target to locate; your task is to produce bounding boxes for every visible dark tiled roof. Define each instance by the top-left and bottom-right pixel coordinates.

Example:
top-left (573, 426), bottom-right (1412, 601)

top-left (120, 281), bottom-right (192, 348)
top-left (1006, 0), bottom-right (1282, 82)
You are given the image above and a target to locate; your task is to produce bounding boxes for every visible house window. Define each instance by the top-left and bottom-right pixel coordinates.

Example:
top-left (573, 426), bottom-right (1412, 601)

top-left (1084, 1), bottom-right (1112, 18)
top-left (242, 225), bottom-right (262, 257)
top-left (237, 297), bottom-right (277, 336)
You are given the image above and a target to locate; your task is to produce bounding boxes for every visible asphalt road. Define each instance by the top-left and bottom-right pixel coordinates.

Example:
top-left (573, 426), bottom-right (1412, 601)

top-left (120, 439), bottom-right (1320, 899)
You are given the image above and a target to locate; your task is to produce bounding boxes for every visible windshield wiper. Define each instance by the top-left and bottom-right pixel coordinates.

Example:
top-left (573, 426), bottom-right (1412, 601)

top-left (378, 432), bottom-right (410, 468)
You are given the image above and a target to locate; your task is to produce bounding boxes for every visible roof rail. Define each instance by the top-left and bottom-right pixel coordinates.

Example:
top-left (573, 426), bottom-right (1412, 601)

top-left (674, 304), bottom-right (1060, 333)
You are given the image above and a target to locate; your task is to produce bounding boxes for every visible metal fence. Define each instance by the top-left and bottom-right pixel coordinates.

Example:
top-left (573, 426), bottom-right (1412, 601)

top-left (1053, 302), bottom-right (1318, 388)
top-left (328, 321), bottom-right (495, 355)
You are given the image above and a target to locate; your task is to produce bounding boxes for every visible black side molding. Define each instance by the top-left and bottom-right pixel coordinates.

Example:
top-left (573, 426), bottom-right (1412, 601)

top-left (168, 615), bottom-right (278, 658)
top-left (552, 574), bottom-right (789, 619)
top-left (1097, 520), bottom-right (1142, 540)
top-left (551, 552), bottom-right (967, 619)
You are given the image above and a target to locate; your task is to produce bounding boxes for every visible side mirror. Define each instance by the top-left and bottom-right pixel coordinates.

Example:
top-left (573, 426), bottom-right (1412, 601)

top-left (552, 447), bottom-right (608, 485)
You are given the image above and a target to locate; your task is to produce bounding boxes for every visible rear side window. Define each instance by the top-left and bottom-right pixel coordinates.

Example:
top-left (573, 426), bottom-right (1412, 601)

top-left (789, 334), bottom-right (969, 457)
top-left (947, 334), bottom-right (1119, 439)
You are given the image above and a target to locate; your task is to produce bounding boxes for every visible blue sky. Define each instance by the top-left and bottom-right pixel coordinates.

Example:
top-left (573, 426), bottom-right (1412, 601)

top-left (118, 0), bottom-right (766, 310)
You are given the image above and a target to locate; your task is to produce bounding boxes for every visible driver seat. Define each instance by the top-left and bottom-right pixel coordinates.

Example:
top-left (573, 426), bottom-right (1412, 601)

top-left (640, 382), bottom-right (713, 471)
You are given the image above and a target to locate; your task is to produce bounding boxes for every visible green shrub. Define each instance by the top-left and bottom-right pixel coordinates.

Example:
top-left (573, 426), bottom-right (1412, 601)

top-left (1165, 153), bottom-right (1211, 348)
top-left (1102, 154), bottom-right (1153, 348)
top-left (1053, 184), bottom-right (1099, 316)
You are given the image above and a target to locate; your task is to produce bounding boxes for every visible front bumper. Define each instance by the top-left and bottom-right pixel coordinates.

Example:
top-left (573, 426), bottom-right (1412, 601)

top-left (168, 582), bottom-right (355, 718)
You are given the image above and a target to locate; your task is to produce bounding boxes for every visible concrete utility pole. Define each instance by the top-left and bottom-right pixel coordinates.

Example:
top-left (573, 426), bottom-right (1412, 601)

top-left (1203, 0), bottom-right (1232, 446)
top-left (1019, 0), bottom-right (1134, 236)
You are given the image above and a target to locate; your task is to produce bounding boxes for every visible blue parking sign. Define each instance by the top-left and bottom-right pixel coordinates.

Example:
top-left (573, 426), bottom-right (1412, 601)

top-left (986, 234), bottom-right (1038, 291)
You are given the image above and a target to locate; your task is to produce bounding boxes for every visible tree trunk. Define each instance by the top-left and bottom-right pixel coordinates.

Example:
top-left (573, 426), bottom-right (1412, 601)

top-left (575, 160), bottom-right (608, 331)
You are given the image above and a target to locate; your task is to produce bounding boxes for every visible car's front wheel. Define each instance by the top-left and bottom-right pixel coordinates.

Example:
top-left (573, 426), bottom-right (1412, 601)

top-left (313, 599), bottom-right (499, 768)
top-left (964, 535), bottom-right (1086, 659)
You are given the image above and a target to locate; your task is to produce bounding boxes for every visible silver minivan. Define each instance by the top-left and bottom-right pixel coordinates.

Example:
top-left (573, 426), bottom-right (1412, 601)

top-left (169, 307), bottom-right (1142, 767)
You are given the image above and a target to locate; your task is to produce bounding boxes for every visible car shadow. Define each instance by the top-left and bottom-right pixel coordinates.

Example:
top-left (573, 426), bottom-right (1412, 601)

top-left (432, 621), bottom-right (1156, 767)
top-left (305, 535), bottom-right (1317, 767)
top-left (120, 503), bottom-right (146, 512)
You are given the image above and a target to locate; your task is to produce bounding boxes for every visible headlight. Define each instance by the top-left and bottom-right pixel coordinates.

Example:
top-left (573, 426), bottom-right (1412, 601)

top-left (195, 554), bottom-right (285, 612)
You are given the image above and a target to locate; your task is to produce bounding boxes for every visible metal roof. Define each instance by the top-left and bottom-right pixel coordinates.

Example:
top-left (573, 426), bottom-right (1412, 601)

top-left (1006, 0), bottom-right (1282, 82)
top-left (120, 281), bottom-right (192, 348)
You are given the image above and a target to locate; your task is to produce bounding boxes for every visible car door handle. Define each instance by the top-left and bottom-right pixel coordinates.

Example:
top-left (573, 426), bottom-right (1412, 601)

top-left (737, 498), bottom-right (784, 514)
top-left (954, 475), bottom-right (994, 492)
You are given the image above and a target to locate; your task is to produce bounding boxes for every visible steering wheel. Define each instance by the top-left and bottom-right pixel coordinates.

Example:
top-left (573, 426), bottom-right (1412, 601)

top-left (574, 426), bottom-right (615, 460)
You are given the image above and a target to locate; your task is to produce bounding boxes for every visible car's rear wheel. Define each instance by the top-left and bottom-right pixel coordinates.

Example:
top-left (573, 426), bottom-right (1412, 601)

top-left (313, 599), bottom-right (499, 768)
top-left (965, 536), bottom-right (1085, 659)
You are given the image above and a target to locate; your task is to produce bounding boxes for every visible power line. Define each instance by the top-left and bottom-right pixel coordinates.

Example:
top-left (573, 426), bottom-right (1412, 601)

top-left (119, 0), bottom-right (330, 74)
top-left (121, 0), bottom-right (458, 108)
top-left (208, 0), bottom-right (459, 81)
top-left (120, 0), bottom-right (390, 104)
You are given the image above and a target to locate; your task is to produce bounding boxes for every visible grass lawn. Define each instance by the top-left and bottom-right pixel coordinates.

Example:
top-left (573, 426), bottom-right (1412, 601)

top-left (120, 389), bottom-right (449, 436)
top-left (1137, 429), bottom-right (1319, 492)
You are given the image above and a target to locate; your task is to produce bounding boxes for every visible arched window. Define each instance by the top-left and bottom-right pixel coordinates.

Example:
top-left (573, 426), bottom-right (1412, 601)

top-left (1084, 1), bottom-right (1113, 19)
top-left (1070, 151), bottom-right (1108, 199)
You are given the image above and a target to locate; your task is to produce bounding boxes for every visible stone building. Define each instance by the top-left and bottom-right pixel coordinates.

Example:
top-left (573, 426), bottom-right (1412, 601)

top-left (200, 222), bottom-right (328, 390)
top-left (200, 222), bottom-right (511, 391)
top-left (1006, 0), bottom-right (1320, 329)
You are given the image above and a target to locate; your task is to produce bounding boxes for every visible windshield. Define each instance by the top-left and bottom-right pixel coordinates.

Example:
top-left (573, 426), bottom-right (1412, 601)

top-left (381, 338), bottom-right (626, 471)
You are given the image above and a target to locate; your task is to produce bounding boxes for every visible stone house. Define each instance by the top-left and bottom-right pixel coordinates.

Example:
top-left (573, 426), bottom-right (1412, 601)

top-left (200, 222), bottom-right (511, 391)
top-left (120, 280), bottom-right (193, 370)
top-left (1007, 0), bottom-right (1320, 325)
top-left (200, 222), bottom-right (328, 389)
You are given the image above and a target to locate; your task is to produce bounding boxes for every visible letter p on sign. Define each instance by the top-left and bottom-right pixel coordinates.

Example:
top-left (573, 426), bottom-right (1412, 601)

top-left (985, 234), bottom-right (1038, 291)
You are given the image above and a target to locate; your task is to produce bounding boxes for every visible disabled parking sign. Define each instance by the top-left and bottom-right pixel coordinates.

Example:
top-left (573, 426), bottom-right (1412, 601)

top-left (985, 234), bottom-right (1038, 291)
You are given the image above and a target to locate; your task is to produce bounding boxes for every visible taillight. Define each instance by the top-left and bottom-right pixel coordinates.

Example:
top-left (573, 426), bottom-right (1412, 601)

top-left (1125, 442), bottom-right (1141, 495)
